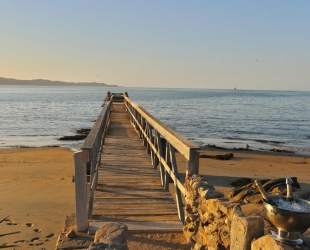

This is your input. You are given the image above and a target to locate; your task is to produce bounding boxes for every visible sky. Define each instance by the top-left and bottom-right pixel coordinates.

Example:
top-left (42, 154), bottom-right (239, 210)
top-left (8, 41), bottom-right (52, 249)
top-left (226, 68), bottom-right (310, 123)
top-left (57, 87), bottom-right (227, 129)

top-left (0, 1), bottom-right (309, 91)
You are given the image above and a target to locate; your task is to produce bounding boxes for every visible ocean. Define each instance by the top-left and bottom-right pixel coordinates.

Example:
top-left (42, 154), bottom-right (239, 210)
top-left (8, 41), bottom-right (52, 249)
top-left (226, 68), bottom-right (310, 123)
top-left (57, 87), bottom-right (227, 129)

top-left (0, 85), bottom-right (309, 155)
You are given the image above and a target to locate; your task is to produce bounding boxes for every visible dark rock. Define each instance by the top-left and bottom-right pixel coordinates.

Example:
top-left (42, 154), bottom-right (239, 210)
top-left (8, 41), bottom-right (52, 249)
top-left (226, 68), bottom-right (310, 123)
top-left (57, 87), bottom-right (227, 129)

top-left (206, 144), bottom-right (228, 150)
top-left (230, 178), bottom-right (252, 187)
top-left (200, 153), bottom-right (234, 160)
top-left (270, 148), bottom-right (294, 154)
top-left (76, 128), bottom-right (91, 134)
top-left (58, 134), bottom-right (87, 141)
top-left (233, 147), bottom-right (252, 151)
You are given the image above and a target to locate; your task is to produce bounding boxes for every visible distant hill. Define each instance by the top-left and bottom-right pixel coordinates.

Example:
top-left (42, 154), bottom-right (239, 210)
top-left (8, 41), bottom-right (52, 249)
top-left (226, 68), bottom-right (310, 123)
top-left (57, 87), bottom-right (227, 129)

top-left (0, 77), bottom-right (119, 87)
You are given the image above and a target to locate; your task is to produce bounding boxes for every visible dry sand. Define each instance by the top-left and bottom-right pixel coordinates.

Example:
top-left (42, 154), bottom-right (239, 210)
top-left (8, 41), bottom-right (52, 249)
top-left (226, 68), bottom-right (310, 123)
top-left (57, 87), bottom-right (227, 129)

top-left (0, 147), bottom-right (309, 249)
top-left (0, 147), bottom-right (75, 249)
top-left (181, 148), bottom-right (310, 194)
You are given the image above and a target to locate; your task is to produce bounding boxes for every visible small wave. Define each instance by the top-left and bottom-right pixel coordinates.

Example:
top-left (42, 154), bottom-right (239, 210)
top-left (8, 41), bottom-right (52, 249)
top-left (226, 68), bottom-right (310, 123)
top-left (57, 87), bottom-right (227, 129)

top-left (8, 134), bottom-right (62, 137)
top-left (279, 145), bottom-right (310, 156)
top-left (13, 145), bottom-right (61, 148)
top-left (254, 139), bottom-right (284, 144)
top-left (223, 137), bottom-right (251, 141)
top-left (224, 137), bottom-right (285, 144)
top-left (187, 137), bottom-right (196, 141)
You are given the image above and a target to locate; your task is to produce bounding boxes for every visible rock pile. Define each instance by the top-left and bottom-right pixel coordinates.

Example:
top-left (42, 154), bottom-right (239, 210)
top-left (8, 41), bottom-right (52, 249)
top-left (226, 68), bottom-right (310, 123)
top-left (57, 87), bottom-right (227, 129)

top-left (183, 174), bottom-right (264, 250)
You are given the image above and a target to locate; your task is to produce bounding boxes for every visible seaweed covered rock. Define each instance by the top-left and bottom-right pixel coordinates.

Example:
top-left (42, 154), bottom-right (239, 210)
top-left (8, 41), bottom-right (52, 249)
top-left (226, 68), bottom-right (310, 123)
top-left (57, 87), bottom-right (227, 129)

top-left (58, 134), bottom-right (87, 141)
top-left (200, 153), bottom-right (234, 160)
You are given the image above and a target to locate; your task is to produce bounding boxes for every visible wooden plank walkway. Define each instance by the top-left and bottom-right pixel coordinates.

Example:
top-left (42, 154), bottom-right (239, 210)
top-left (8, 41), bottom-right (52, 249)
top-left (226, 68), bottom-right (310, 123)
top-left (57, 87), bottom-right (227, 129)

top-left (89, 104), bottom-right (182, 233)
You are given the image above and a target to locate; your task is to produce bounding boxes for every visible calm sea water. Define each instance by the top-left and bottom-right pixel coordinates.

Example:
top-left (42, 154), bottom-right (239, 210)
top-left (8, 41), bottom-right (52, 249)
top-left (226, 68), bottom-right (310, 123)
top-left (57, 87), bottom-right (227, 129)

top-left (0, 85), bottom-right (309, 155)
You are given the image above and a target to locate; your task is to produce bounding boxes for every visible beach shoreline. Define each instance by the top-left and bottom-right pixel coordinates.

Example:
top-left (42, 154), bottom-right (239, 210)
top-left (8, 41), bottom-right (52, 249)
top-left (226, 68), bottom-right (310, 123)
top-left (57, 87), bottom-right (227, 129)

top-left (1, 146), bottom-right (309, 249)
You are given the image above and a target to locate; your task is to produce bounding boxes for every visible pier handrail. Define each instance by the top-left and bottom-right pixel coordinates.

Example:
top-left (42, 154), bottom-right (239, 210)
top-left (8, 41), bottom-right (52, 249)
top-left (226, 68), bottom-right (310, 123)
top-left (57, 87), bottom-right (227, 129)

top-left (73, 94), bottom-right (113, 231)
top-left (124, 94), bottom-right (200, 223)
top-left (73, 92), bottom-right (200, 231)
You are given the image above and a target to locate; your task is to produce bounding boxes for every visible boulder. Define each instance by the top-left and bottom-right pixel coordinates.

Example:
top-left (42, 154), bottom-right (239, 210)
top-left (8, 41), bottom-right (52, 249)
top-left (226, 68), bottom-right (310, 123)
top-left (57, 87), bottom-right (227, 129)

top-left (251, 235), bottom-right (295, 250)
top-left (93, 223), bottom-right (128, 250)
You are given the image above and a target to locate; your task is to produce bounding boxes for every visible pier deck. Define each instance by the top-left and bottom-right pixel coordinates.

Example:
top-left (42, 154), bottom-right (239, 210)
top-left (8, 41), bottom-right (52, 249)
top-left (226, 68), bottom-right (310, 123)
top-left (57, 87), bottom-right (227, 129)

top-left (89, 103), bottom-right (182, 233)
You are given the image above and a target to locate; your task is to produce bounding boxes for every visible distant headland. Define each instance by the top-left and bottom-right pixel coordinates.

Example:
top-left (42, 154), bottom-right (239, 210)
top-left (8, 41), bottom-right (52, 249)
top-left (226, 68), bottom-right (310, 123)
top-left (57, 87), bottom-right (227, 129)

top-left (0, 77), bottom-right (119, 87)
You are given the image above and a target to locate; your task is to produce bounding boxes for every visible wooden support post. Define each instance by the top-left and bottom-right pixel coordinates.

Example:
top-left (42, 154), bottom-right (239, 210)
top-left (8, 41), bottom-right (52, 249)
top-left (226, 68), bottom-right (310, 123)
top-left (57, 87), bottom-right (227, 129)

top-left (164, 142), bottom-right (170, 190)
top-left (88, 184), bottom-right (94, 219)
top-left (186, 150), bottom-right (200, 175)
top-left (146, 124), bottom-right (151, 154)
top-left (134, 110), bottom-right (139, 132)
top-left (90, 157), bottom-right (96, 184)
top-left (142, 118), bottom-right (147, 146)
top-left (157, 134), bottom-right (165, 187)
top-left (133, 109), bottom-right (137, 127)
top-left (138, 114), bottom-right (142, 137)
top-left (169, 145), bottom-right (185, 224)
top-left (152, 131), bottom-right (159, 168)
top-left (150, 127), bottom-right (155, 166)
top-left (74, 151), bottom-right (88, 232)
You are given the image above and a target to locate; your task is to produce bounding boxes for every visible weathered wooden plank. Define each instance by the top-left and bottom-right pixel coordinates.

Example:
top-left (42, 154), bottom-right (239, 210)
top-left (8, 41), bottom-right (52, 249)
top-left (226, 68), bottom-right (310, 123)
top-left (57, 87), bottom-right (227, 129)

top-left (97, 178), bottom-right (161, 183)
top-left (92, 103), bottom-right (180, 223)
top-left (92, 209), bottom-right (178, 215)
top-left (95, 189), bottom-right (167, 194)
top-left (98, 176), bottom-right (161, 181)
top-left (93, 203), bottom-right (177, 210)
top-left (88, 221), bottom-right (183, 234)
top-left (93, 198), bottom-right (176, 206)
top-left (96, 184), bottom-right (164, 189)
top-left (99, 170), bottom-right (157, 177)
top-left (99, 164), bottom-right (157, 169)
top-left (94, 191), bottom-right (173, 199)
top-left (93, 198), bottom-right (176, 204)
top-left (93, 201), bottom-right (175, 206)
top-left (92, 215), bottom-right (180, 222)
top-left (95, 187), bottom-right (171, 193)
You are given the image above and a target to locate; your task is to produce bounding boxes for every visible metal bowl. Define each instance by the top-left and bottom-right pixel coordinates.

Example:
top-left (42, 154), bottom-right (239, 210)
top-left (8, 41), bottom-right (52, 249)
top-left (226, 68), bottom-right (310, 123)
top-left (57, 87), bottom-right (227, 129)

top-left (263, 195), bottom-right (310, 233)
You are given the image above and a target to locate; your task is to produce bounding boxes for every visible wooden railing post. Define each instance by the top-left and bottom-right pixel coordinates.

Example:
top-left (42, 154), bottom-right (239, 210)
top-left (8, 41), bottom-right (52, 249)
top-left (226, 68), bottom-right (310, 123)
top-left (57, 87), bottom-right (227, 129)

top-left (153, 131), bottom-right (159, 168)
top-left (164, 142), bottom-right (171, 190)
top-left (186, 150), bottom-right (200, 175)
top-left (142, 118), bottom-right (147, 146)
top-left (169, 144), bottom-right (185, 224)
top-left (74, 150), bottom-right (88, 232)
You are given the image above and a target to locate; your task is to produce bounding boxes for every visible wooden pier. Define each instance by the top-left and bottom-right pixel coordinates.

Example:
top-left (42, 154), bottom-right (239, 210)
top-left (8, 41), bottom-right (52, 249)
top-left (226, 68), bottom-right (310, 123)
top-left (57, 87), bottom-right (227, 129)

top-left (73, 92), bottom-right (200, 234)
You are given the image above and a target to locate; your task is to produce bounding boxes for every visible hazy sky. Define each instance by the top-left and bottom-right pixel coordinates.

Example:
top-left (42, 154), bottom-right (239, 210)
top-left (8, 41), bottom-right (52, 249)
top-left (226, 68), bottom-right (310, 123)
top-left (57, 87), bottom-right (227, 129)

top-left (1, 1), bottom-right (309, 90)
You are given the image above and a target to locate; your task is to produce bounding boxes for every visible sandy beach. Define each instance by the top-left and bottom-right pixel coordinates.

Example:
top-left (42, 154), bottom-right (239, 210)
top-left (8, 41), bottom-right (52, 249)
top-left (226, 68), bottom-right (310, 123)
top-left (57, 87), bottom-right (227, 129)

top-left (0, 147), bottom-right (75, 249)
top-left (193, 147), bottom-right (310, 194)
top-left (0, 146), bottom-right (309, 249)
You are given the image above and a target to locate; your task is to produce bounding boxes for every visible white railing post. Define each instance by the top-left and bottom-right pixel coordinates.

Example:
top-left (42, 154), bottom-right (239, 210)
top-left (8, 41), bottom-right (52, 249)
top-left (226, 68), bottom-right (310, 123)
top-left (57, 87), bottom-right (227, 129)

top-left (74, 150), bottom-right (88, 232)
